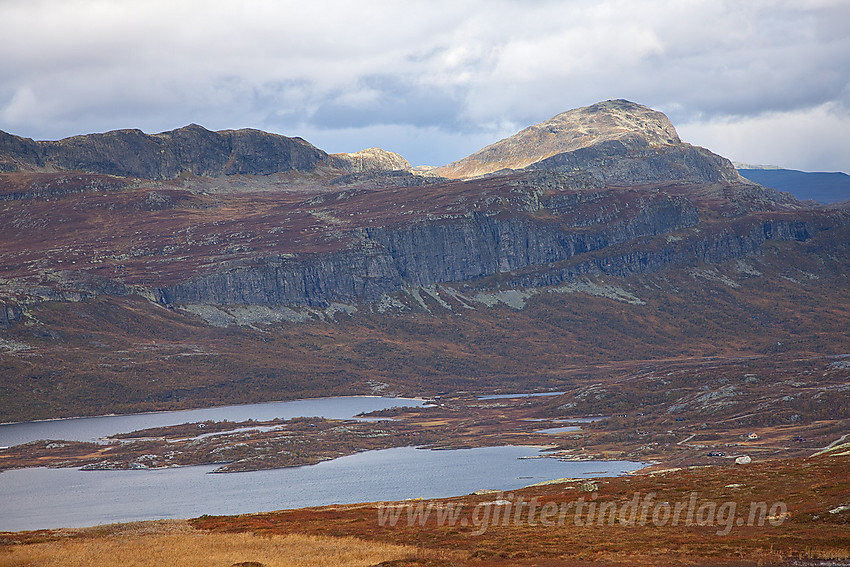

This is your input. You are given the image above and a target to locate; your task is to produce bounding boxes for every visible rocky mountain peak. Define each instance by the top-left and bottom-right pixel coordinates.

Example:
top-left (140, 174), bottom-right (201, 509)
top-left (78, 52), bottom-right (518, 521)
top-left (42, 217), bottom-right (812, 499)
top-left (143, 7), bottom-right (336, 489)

top-left (434, 100), bottom-right (727, 183)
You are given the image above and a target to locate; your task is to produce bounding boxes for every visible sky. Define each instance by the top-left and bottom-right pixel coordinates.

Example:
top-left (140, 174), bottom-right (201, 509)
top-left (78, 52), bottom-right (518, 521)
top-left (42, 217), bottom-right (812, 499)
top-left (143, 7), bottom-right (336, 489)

top-left (1, 0), bottom-right (848, 172)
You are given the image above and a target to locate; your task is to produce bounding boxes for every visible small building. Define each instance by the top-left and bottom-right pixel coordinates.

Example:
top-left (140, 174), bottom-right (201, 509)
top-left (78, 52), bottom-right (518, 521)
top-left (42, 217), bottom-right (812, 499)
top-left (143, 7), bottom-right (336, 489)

top-left (747, 432), bottom-right (759, 440)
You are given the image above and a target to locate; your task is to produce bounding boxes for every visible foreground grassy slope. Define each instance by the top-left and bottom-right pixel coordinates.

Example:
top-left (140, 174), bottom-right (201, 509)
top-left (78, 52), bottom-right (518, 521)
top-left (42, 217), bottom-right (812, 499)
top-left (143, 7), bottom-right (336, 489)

top-left (0, 527), bottom-right (428, 567)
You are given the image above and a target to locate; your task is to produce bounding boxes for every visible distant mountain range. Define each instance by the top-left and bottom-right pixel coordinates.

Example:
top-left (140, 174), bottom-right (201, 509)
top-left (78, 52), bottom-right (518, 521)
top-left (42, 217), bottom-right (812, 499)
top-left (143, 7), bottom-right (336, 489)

top-left (736, 166), bottom-right (850, 204)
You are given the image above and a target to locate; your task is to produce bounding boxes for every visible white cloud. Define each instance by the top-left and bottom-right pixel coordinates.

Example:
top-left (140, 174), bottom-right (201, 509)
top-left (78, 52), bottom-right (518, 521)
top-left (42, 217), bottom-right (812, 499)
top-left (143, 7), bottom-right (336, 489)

top-left (0, 0), bottom-right (848, 171)
top-left (1, 87), bottom-right (38, 124)
top-left (677, 102), bottom-right (850, 172)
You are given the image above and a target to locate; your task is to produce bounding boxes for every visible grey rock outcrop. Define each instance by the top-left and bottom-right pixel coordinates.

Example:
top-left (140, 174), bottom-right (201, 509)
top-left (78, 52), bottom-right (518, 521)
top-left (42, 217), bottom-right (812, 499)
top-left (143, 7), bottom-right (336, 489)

top-left (503, 218), bottom-right (818, 290)
top-left (0, 131), bottom-right (43, 172)
top-left (0, 302), bottom-right (22, 329)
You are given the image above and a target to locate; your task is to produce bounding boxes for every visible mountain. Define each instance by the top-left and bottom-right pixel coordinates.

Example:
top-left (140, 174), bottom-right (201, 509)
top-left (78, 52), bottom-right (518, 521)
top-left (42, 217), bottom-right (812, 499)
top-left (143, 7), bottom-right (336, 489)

top-left (0, 124), bottom-right (332, 179)
top-left (435, 99), bottom-right (743, 186)
top-left (737, 167), bottom-right (850, 204)
top-left (0, 101), bottom-right (848, 423)
top-left (0, 124), bottom-right (415, 181)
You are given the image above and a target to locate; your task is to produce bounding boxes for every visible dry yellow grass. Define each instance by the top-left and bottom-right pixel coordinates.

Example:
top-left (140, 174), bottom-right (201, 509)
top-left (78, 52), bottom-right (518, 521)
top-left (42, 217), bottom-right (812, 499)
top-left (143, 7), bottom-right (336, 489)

top-left (0, 521), bottom-right (420, 567)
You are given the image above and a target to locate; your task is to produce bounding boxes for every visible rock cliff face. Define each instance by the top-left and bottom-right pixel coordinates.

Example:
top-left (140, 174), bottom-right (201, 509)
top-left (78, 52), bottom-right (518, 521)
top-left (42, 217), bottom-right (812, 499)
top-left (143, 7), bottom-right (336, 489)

top-left (502, 217), bottom-right (818, 290)
top-left (435, 99), bottom-right (743, 186)
top-left (0, 131), bottom-right (42, 172)
top-left (0, 124), bottom-right (329, 179)
top-left (152, 190), bottom-right (825, 309)
top-left (153, 200), bottom-right (691, 306)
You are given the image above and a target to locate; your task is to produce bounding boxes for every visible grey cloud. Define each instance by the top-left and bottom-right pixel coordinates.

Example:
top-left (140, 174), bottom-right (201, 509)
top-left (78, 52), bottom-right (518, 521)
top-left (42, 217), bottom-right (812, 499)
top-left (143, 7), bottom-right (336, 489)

top-left (310, 76), bottom-right (466, 131)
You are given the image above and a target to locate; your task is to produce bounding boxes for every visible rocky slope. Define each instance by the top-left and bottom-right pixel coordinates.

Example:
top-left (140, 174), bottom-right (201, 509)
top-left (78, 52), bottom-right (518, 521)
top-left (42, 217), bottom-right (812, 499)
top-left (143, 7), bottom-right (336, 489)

top-left (150, 176), bottom-right (819, 310)
top-left (435, 99), bottom-right (743, 186)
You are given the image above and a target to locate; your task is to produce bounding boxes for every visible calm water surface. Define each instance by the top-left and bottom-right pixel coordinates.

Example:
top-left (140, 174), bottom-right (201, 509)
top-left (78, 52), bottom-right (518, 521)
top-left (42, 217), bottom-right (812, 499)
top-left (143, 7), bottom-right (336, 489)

top-left (535, 426), bottom-right (581, 434)
top-left (0, 446), bottom-right (643, 531)
top-left (0, 396), bottom-right (643, 532)
top-left (478, 392), bottom-right (566, 400)
top-left (0, 396), bottom-right (424, 447)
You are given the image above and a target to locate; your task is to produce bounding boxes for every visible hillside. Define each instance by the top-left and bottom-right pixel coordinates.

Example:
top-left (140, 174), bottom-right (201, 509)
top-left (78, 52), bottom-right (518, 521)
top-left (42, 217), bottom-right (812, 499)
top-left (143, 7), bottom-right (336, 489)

top-left (0, 101), bottom-right (848, 423)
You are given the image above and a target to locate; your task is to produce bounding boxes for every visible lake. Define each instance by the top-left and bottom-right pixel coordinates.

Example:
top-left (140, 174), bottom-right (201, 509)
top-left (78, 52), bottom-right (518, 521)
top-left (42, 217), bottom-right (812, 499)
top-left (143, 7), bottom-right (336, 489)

top-left (0, 446), bottom-right (642, 531)
top-left (0, 396), bottom-right (643, 532)
top-left (0, 396), bottom-right (425, 447)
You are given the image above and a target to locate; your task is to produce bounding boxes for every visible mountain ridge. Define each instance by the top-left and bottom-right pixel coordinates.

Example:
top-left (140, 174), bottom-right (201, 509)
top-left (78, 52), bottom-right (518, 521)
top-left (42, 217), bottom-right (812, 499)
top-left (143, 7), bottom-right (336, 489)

top-left (2, 100), bottom-right (744, 188)
top-left (0, 101), bottom-right (812, 311)
top-left (1, 100), bottom-right (848, 423)
top-left (0, 124), bottom-right (329, 179)
top-left (0, 124), bottom-right (417, 181)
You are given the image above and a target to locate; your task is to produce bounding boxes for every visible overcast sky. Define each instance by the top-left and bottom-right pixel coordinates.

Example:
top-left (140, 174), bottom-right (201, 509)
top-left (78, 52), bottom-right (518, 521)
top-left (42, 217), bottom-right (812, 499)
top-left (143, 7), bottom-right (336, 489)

top-left (1, 0), bottom-right (848, 172)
